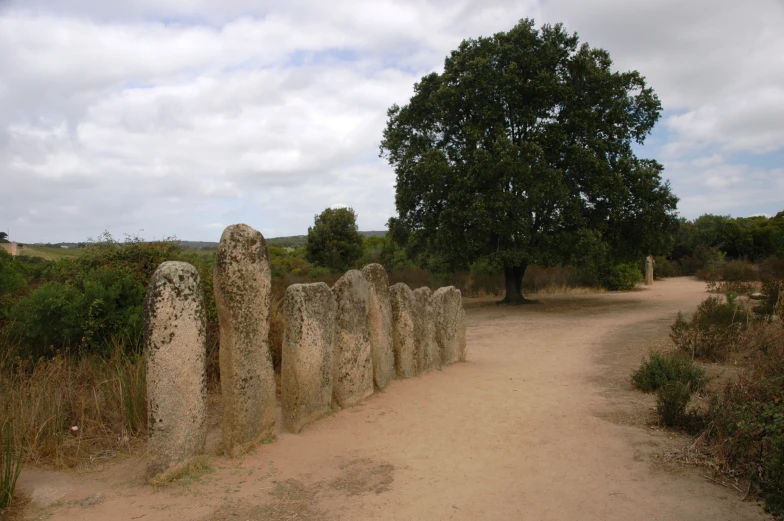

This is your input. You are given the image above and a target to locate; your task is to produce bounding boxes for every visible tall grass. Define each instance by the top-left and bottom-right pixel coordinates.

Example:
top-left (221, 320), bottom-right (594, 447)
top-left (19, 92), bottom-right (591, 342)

top-left (0, 420), bottom-right (21, 508)
top-left (0, 334), bottom-right (146, 468)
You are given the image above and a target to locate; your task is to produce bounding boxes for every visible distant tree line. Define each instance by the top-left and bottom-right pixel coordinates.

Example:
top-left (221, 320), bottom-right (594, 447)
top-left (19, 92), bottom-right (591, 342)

top-left (670, 212), bottom-right (784, 274)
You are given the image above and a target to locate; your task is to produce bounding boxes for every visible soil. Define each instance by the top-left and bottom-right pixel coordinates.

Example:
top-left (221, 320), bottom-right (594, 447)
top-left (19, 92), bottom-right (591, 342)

top-left (12, 277), bottom-right (772, 520)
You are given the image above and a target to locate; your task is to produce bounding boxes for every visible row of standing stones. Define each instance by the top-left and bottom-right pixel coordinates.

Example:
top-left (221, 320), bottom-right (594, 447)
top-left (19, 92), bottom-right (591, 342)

top-left (144, 224), bottom-right (467, 482)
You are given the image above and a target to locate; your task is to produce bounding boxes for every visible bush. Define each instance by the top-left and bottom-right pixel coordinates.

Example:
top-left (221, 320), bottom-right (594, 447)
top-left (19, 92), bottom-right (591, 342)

top-left (697, 259), bottom-right (758, 283)
top-left (657, 381), bottom-right (700, 429)
top-left (670, 294), bottom-right (750, 361)
top-left (631, 351), bottom-right (707, 393)
top-left (653, 256), bottom-right (681, 278)
top-left (707, 340), bottom-right (784, 518)
top-left (10, 268), bottom-right (145, 359)
top-left (600, 262), bottom-right (643, 291)
top-left (678, 244), bottom-right (725, 276)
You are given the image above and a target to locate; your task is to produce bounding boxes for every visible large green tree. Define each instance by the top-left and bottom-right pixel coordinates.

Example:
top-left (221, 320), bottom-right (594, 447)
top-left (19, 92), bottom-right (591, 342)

top-left (381, 19), bottom-right (678, 302)
top-left (305, 207), bottom-right (364, 272)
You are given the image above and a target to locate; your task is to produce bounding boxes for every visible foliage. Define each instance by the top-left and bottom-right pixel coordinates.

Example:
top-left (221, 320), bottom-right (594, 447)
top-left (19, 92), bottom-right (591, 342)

top-left (706, 339), bottom-right (784, 518)
top-left (656, 381), bottom-right (701, 430)
top-left (653, 255), bottom-right (681, 278)
top-left (670, 294), bottom-right (750, 361)
top-left (380, 18), bottom-right (678, 301)
top-left (673, 212), bottom-right (784, 269)
top-left (697, 259), bottom-right (758, 283)
top-left (0, 249), bottom-right (27, 297)
top-left (599, 262), bottom-right (643, 291)
top-left (3, 233), bottom-right (189, 359)
top-left (305, 207), bottom-right (364, 272)
top-left (631, 351), bottom-right (707, 393)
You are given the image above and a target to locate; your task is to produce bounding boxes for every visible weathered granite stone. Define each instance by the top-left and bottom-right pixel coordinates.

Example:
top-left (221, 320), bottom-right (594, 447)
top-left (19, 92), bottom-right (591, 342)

top-left (645, 255), bottom-right (654, 285)
top-left (332, 270), bottom-right (374, 407)
top-left (433, 286), bottom-right (462, 365)
top-left (281, 283), bottom-right (336, 433)
top-left (361, 264), bottom-right (395, 389)
top-left (413, 287), bottom-right (440, 372)
top-left (144, 261), bottom-right (207, 481)
top-left (214, 224), bottom-right (275, 456)
top-left (389, 283), bottom-right (417, 378)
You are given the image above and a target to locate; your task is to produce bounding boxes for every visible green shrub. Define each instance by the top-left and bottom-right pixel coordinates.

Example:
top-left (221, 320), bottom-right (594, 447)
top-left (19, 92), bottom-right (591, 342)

top-left (653, 256), bottom-right (681, 278)
top-left (678, 244), bottom-right (725, 276)
top-left (11, 268), bottom-right (145, 358)
top-left (632, 351), bottom-right (707, 393)
top-left (600, 262), bottom-right (643, 291)
top-left (697, 258), bottom-right (758, 283)
top-left (657, 381), bottom-right (700, 430)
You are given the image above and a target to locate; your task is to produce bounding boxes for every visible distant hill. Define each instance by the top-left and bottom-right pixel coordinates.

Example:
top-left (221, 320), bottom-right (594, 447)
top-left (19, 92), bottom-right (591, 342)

top-left (179, 230), bottom-right (386, 251)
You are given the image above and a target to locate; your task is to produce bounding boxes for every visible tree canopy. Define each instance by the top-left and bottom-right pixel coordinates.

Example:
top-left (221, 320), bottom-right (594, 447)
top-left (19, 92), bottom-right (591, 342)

top-left (380, 19), bottom-right (678, 302)
top-left (305, 207), bottom-right (364, 272)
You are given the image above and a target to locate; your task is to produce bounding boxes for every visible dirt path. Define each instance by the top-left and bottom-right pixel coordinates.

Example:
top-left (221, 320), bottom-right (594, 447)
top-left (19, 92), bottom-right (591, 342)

top-left (16, 277), bottom-right (771, 520)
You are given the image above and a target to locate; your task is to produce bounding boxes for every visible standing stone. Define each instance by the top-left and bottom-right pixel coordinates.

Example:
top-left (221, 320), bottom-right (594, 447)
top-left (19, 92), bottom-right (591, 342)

top-left (389, 283), bottom-right (417, 378)
top-left (214, 224), bottom-right (275, 456)
top-left (144, 261), bottom-right (207, 481)
top-left (281, 283), bottom-right (336, 433)
top-left (457, 305), bottom-right (467, 362)
top-left (413, 287), bottom-right (440, 373)
top-left (433, 286), bottom-right (463, 365)
top-left (361, 264), bottom-right (395, 389)
top-left (332, 270), bottom-right (374, 407)
top-left (645, 255), bottom-right (655, 285)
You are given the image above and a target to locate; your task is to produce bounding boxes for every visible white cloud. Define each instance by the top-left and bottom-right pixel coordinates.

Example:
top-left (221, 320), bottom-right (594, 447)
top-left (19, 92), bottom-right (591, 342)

top-left (0, 0), bottom-right (782, 242)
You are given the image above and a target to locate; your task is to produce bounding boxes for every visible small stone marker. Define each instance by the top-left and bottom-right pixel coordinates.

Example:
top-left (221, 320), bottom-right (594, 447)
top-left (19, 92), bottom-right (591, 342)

top-left (214, 224), bottom-right (276, 456)
top-left (390, 283), bottom-right (417, 378)
top-left (145, 261), bottom-right (207, 481)
top-left (281, 283), bottom-right (336, 433)
top-left (362, 264), bottom-right (395, 389)
top-left (413, 287), bottom-right (440, 372)
top-left (645, 255), bottom-right (654, 285)
top-left (433, 286), bottom-right (462, 365)
top-left (332, 270), bottom-right (374, 407)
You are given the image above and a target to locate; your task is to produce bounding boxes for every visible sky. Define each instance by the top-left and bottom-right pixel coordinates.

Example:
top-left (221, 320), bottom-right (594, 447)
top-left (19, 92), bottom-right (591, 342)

top-left (1, 0), bottom-right (783, 243)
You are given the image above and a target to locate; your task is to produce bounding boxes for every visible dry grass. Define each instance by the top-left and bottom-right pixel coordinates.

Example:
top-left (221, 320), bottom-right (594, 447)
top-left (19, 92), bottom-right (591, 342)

top-left (529, 284), bottom-right (605, 296)
top-left (0, 336), bottom-right (146, 469)
top-left (149, 456), bottom-right (213, 487)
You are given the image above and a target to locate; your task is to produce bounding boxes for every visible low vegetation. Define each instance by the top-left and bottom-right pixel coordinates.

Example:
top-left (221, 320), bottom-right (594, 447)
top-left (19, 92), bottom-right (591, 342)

top-left (1, 418), bottom-right (21, 509)
top-left (631, 351), bottom-right (707, 394)
top-left (632, 263), bottom-right (784, 518)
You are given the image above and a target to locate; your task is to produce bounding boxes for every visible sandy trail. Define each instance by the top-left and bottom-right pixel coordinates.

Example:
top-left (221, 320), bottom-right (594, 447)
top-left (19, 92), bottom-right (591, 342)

top-left (17, 277), bottom-right (770, 520)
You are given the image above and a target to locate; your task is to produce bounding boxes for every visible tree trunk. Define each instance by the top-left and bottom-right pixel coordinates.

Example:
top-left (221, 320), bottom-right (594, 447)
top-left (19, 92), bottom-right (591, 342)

top-left (499, 264), bottom-right (532, 304)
